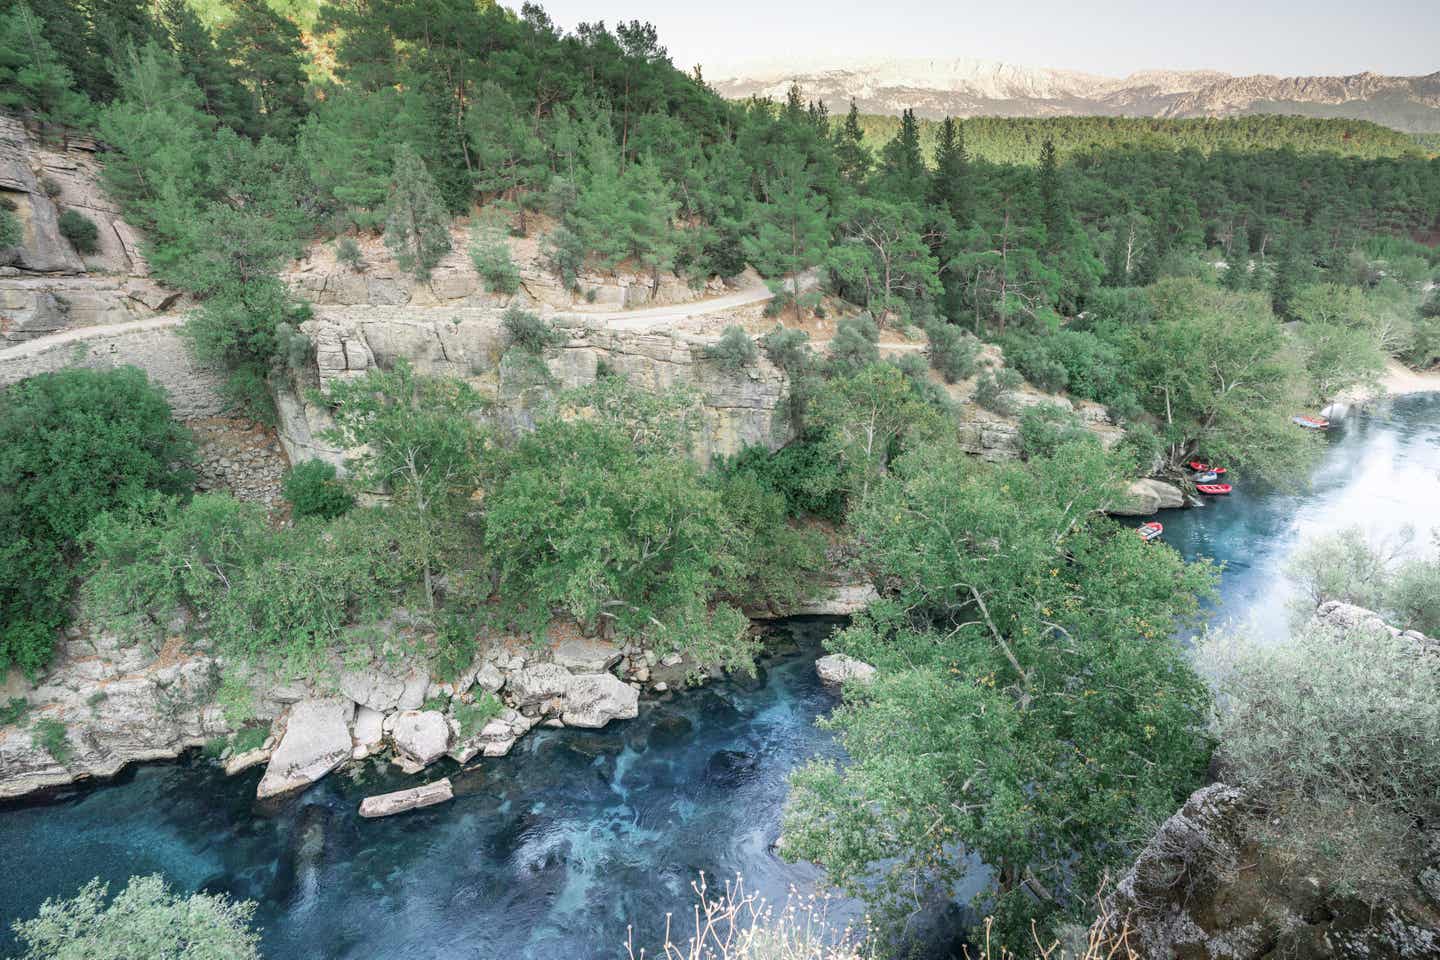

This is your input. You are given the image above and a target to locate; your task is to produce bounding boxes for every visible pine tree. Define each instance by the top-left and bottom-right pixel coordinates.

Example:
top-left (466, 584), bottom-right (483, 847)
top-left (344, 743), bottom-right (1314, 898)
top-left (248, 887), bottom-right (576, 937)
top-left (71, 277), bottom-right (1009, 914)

top-left (930, 116), bottom-right (971, 227)
top-left (467, 81), bottom-right (548, 234)
top-left (384, 143), bottom-right (452, 280)
top-left (17, 0), bottom-right (105, 102)
top-left (160, 0), bottom-right (254, 134)
top-left (742, 149), bottom-right (830, 323)
top-left (833, 100), bottom-right (871, 187)
top-left (0, 2), bottom-right (91, 128)
top-left (1037, 137), bottom-right (1063, 250)
top-left (218, 0), bottom-right (309, 139)
top-left (876, 108), bottom-right (925, 203)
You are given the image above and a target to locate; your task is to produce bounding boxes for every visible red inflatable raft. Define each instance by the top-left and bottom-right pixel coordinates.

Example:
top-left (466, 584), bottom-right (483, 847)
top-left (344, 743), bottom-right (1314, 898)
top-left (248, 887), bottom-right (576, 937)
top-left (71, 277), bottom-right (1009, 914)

top-left (1196, 483), bottom-right (1232, 495)
top-left (1138, 521), bottom-right (1164, 541)
top-left (1188, 461), bottom-right (1227, 474)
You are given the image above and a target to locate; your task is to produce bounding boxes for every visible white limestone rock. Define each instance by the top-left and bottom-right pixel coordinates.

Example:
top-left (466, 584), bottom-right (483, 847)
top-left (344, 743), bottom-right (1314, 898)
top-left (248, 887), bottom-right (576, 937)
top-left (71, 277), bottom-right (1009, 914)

top-left (257, 699), bottom-right (355, 799)
top-left (815, 654), bottom-right (878, 686)
top-left (359, 778), bottom-right (453, 818)
top-left (552, 637), bottom-right (624, 673)
top-left (391, 710), bottom-right (450, 772)
top-left (338, 666), bottom-right (406, 713)
top-left (1111, 478), bottom-right (1185, 516)
top-left (561, 673), bottom-right (640, 729)
top-left (507, 663), bottom-right (573, 706)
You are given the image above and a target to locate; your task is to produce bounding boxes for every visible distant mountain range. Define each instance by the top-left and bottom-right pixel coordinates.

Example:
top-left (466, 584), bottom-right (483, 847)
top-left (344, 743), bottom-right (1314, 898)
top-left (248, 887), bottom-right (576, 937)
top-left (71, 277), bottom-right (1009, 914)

top-left (707, 58), bottom-right (1440, 133)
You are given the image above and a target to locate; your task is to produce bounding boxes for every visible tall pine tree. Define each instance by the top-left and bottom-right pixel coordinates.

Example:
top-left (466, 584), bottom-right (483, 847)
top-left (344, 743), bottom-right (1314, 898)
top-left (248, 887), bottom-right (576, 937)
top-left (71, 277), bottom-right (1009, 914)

top-left (384, 142), bottom-right (452, 280)
top-left (833, 100), bottom-right (871, 188)
top-left (876, 108), bottom-right (925, 203)
top-left (929, 116), bottom-right (970, 228)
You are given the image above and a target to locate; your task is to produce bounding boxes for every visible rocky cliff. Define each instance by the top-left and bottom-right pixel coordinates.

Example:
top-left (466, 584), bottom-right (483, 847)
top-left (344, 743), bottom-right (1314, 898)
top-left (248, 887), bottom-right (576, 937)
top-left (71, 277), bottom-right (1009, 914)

top-left (1100, 604), bottom-right (1440, 959)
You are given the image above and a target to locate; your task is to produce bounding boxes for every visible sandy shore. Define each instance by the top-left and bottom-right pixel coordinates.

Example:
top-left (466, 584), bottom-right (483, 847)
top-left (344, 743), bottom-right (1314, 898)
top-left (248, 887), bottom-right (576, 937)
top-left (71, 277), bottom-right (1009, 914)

top-left (1378, 359), bottom-right (1440, 396)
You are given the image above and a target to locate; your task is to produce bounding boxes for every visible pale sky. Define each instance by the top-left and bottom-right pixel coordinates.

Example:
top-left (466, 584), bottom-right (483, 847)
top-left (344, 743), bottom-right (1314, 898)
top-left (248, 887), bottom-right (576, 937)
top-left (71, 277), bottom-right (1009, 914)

top-left (535, 0), bottom-right (1440, 79)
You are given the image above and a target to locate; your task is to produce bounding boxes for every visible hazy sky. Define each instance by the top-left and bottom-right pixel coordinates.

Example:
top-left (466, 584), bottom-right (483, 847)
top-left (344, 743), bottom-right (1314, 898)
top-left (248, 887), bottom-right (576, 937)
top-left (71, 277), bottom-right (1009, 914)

top-left (536, 0), bottom-right (1440, 78)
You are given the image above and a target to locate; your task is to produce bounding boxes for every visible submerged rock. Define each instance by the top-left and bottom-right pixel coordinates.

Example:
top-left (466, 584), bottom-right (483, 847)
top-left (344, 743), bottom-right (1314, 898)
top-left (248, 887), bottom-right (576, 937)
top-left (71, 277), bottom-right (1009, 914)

top-left (815, 654), bottom-right (877, 686)
top-left (358, 778), bottom-right (454, 818)
top-left (257, 699), bottom-right (355, 799)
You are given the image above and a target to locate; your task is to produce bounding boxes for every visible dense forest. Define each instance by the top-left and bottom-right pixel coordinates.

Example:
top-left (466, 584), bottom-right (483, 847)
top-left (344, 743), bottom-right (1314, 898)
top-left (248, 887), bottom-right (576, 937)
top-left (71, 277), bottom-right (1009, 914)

top-left (3, 0), bottom-right (1440, 954)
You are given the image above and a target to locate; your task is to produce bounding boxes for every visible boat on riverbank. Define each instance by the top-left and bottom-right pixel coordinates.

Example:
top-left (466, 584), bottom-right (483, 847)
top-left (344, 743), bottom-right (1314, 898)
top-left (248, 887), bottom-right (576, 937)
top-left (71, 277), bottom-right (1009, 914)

top-left (1193, 470), bottom-right (1220, 483)
top-left (1293, 414), bottom-right (1329, 430)
top-left (1188, 461), bottom-right (1227, 474)
top-left (1196, 483), bottom-right (1232, 495)
top-left (1138, 521), bottom-right (1164, 541)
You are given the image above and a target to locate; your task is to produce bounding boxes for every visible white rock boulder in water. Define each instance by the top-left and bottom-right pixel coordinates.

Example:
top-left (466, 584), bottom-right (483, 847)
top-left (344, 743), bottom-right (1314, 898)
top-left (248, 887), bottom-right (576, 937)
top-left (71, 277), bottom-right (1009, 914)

top-left (359, 778), bottom-right (454, 818)
top-left (1111, 478), bottom-right (1185, 516)
top-left (257, 698), bottom-right (355, 799)
top-left (562, 673), bottom-right (640, 728)
top-left (815, 654), bottom-right (878, 686)
top-left (391, 710), bottom-right (451, 772)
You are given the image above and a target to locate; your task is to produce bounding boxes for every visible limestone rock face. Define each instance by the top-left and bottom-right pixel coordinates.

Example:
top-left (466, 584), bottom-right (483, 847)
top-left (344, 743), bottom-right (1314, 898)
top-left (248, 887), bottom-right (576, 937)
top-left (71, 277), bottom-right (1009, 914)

top-left (257, 699), bottom-right (355, 799)
top-left (390, 710), bottom-right (450, 772)
top-left (1111, 478), bottom-right (1185, 516)
top-left (561, 673), bottom-right (640, 729)
top-left (359, 778), bottom-right (454, 818)
top-left (339, 666), bottom-right (407, 713)
top-left (815, 654), bottom-right (878, 686)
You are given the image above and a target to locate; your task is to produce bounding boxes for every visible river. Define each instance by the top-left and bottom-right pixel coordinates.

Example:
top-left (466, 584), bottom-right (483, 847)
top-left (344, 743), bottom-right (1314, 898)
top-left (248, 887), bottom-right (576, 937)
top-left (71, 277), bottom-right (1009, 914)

top-left (1, 393), bottom-right (1436, 958)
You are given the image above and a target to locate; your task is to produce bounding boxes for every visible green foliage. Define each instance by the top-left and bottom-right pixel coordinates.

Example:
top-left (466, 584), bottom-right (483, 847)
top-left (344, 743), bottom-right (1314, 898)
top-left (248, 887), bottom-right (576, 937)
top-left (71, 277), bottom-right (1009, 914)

top-left (384, 143), bottom-right (452, 280)
top-left (808, 362), bottom-right (942, 500)
top-left (540, 226), bottom-right (585, 291)
top-left (84, 496), bottom-right (421, 672)
top-left (469, 223), bottom-right (521, 294)
top-left (1203, 617), bottom-right (1440, 899)
top-left (335, 236), bottom-right (364, 272)
top-left (9, 874), bottom-right (261, 959)
top-left (57, 209), bottom-right (99, 254)
top-left (706, 325), bottom-right (758, 374)
top-left (0, 368), bottom-right (194, 675)
top-left (972, 366), bottom-right (1021, 414)
top-left (1, 697), bottom-right (29, 726)
top-left (1018, 404), bottom-right (1092, 460)
top-left (230, 725), bottom-right (268, 755)
top-left (0, 205), bottom-right (21, 248)
top-left (0, 2), bottom-right (92, 127)
top-left (824, 314), bottom-right (880, 376)
top-left (923, 320), bottom-right (979, 383)
top-left (453, 692), bottom-right (502, 739)
top-left (759, 325), bottom-right (813, 373)
top-left (484, 380), bottom-right (755, 670)
top-left (31, 717), bottom-right (71, 762)
top-left (282, 459), bottom-right (354, 520)
top-left (783, 438), bottom-right (1216, 948)
top-left (1286, 526), bottom-right (1440, 636)
top-left (500, 305), bottom-right (563, 355)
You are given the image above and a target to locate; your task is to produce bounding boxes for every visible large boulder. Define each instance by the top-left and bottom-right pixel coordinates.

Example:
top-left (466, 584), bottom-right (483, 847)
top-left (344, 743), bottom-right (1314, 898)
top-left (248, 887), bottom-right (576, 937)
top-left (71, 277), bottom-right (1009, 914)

top-left (561, 673), bottom-right (639, 729)
top-left (257, 698), bottom-right (354, 799)
top-left (351, 705), bottom-right (385, 759)
top-left (338, 665), bottom-right (407, 713)
top-left (390, 710), bottom-right (450, 772)
top-left (507, 663), bottom-right (573, 706)
top-left (1111, 478), bottom-right (1185, 516)
top-left (552, 637), bottom-right (623, 673)
top-left (815, 654), bottom-right (877, 686)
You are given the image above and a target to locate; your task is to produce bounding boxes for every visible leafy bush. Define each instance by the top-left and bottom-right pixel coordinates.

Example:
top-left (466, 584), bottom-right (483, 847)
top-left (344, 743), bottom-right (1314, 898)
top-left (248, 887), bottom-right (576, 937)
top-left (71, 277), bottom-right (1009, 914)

top-left (335, 236), bottom-right (366, 272)
top-left (972, 366), bottom-right (1022, 414)
top-left (58, 208), bottom-right (100, 254)
top-left (39, 175), bottom-right (62, 198)
top-left (1000, 334), bottom-right (1068, 393)
top-left (0, 205), bottom-right (20, 248)
top-left (1018, 404), bottom-right (1092, 460)
top-left (501, 305), bottom-right (563, 355)
top-left (825, 314), bottom-right (880, 375)
top-left (454, 692), bottom-right (503, 739)
top-left (230, 726), bottom-right (268, 755)
top-left (282, 459), bottom-right (354, 520)
top-left (718, 439), bottom-right (848, 522)
top-left (924, 320), bottom-right (979, 383)
top-left (432, 610), bottom-right (479, 682)
top-left (469, 230), bottom-right (521, 294)
top-left (1, 697), bottom-right (28, 726)
top-left (0, 368), bottom-right (194, 675)
top-left (759, 325), bottom-right (813, 373)
top-left (1285, 526), bottom-right (1439, 635)
top-left (1202, 619), bottom-right (1440, 899)
top-left (541, 226), bottom-right (585, 291)
top-left (706, 326), bottom-right (757, 374)
top-left (32, 717), bottom-right (71, 762)
top-left (10, 875), bottom-right (261, 959)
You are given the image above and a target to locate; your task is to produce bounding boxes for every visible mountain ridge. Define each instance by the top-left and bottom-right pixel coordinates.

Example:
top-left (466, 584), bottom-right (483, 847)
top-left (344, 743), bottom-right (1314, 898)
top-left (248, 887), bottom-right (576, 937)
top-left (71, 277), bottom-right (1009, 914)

top-left (707, 57), bottom-right (1440, 133)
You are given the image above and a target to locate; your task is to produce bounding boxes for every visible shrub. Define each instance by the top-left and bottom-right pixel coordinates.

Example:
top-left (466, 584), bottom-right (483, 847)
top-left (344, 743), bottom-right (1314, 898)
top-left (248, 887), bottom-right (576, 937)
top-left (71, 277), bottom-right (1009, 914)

top-left (283, 459), bottom-right (354, 520)
top-left (39, 175), bottom-right (62, 198)
top-left (432, 610), bottom-right (479, 682)
top-left (1001, 334), bottom-right (1068, 393)
top-left (706, 325), bottom-right (757, 374)
top-left (10, 875), bottom-right (261, 959)
top-left (1018, 404), bottom-right (1092, 460)
top-left (453, 692), bottom-right (503, 739)
top-left (825, 314), bottom-right (880, 375)
top-left (759, 325), bottom-right (813, 373)
top-left (58, 208), bottom-right (100, 254)
top-left (541, 226), bottom-right (585, 291)
top-left (1202, 619), bottom-right (1440, 899)
top-left (1284, 526), bottom-right (1439, 634)
top-left (0, 205), bottom-right (22, 248)
top-left (469, 230), bottom-right (521, 294)
top-left (972, 366), bottom-right (1021, 414)
top-left (888, 352), bottom-right (948, 408)
top-left (718, 438), bottom-right (847, 522)
top-left (0, 368), bottom-right (194, 675)
top-left (335, 235), bottom-right (366, 272)
top-left (32, 717), bottom-right (72, 762)
top-left (924, 319), bottom-right (979, 383)
top-left (501, 305), bottom-right (563, 355)
top-left (1, 697), bottom-right (27, 726)
top-left (230, 725), bottom-right (268, 755)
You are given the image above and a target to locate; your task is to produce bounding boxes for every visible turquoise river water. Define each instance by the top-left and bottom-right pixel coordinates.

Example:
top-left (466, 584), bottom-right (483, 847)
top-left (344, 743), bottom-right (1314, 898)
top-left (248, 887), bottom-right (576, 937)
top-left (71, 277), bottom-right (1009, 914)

top-left (0, 392), bottom-right (1435, 959)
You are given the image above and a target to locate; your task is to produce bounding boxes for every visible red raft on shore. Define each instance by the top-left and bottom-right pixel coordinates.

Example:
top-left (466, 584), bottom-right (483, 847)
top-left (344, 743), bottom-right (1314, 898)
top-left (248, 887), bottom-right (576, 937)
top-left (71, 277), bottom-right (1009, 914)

top-left (1196, 483), bottom-right (1232, 495)
top-left (1188, 461), bottom-right (1227, 474)
top-left (1293, 414), bottom-right (1330, 430)
top-left (1138, 521), bottom-right (1164, 541)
